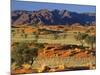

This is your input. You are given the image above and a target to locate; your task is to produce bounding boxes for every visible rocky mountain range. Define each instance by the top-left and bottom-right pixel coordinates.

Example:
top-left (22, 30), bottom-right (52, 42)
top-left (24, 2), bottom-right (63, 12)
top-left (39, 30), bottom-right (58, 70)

top-left (11, 9), bottom-right (96, 26)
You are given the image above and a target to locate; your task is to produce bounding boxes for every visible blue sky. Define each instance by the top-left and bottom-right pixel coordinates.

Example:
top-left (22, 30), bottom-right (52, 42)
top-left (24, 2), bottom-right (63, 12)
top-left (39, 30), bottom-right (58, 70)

top-left (11, 0), bottom-right (96, 13)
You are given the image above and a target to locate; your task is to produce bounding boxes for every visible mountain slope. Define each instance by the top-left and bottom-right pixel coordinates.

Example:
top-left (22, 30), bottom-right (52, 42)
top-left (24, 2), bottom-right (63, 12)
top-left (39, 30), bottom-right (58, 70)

top-left (11, 9), bottom-right (96, 26)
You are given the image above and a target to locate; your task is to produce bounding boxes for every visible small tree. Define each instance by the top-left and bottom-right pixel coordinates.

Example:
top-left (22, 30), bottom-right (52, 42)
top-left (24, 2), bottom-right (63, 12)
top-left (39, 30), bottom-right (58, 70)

top-left (34, 31), bottom-right (39, 43)
top-left (53, 33), bottom-right (59, 40)
top-left (24, 33), bottom-right (28, 38)
top-left (32, 24), bottom-right (40, 43)
top-left (62, 33), bottom-right (67, 39)
top-left (11, 42), bottom-right (38, 67)
top-left (74, 32), bottom-right (88, 47)
top-left (85, 35), bottom-right (96, 49)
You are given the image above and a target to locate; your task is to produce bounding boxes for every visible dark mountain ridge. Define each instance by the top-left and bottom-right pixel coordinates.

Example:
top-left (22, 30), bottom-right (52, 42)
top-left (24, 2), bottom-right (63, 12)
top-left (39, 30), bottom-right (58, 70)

top-left (11, 9), bottom-right (96, 26)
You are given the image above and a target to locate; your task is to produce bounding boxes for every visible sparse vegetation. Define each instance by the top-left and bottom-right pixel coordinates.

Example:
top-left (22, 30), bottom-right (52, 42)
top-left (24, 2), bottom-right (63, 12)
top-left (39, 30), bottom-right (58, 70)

top-left (11, 25), bottom-right (96, 74)
top-left (74, 32), bottom-right (88, 47)
top-left (11, 42), bottom-right (38, 67)
top-left (85, 35), bottom-right (96, 49)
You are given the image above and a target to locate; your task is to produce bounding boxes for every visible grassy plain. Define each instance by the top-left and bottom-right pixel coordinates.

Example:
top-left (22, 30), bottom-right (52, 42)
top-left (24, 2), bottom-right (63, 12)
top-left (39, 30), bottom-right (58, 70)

top-left (11, 25), bottom-right (96, 74)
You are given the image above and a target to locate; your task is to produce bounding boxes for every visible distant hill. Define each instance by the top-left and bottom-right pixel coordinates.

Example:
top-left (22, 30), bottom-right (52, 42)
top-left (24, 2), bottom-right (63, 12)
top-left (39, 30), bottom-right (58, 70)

top-left (11, 9), bottom-right (96, 26)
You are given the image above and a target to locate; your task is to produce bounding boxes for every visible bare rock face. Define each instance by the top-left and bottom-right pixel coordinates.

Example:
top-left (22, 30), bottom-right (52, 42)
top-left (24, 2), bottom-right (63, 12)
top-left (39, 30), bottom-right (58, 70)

top-left (11, 9), bottom-right (96, 26)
